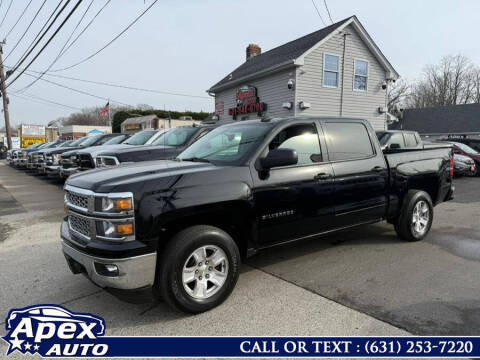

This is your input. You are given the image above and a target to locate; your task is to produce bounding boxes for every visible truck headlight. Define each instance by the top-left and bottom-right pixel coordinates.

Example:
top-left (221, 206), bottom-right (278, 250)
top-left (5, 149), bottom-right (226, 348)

top-left (101, 220), bottom-right (134, 238)
top-left (101, 197), bottom-right (133, 212)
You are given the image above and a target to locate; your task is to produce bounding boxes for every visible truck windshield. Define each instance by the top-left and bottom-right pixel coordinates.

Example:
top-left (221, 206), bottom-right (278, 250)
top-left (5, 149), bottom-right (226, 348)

top-left (103, 135), bottom-right (127, 145)
top-left (177, 123), bottom-right (272, 165)
top-left (79, 135), bottom-right (103, 147)
top-left (454, 142), bottom-right (478, 154)
top-left (151, 127), bottom-right (198, 146)
top-left (123, 130), bottom-right (157, 145)
top-left (68, 137), bottom-right (88, 147)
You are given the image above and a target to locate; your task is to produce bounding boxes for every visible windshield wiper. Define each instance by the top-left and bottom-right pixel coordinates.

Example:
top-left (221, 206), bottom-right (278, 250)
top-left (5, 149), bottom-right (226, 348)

top-left (180, 157), bottom-right (211, 163)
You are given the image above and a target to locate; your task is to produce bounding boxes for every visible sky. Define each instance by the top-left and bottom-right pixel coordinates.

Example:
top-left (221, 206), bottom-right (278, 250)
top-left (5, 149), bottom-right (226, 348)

top-left (3, 0), bottom-right (480, 127)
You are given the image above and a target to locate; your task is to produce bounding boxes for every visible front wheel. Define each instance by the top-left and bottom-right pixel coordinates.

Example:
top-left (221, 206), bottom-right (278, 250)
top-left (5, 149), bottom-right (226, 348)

top-left (154, 225), bottom-right (240, 313)
top-left (394, 190), bottom-right (433, 242)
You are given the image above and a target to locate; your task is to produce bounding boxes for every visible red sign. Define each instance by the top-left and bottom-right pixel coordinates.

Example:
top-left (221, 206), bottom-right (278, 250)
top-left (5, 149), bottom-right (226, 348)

top-left (215, 101), bottom-right (224, 115)
top-left (228, 85), bottom-right (267, 119)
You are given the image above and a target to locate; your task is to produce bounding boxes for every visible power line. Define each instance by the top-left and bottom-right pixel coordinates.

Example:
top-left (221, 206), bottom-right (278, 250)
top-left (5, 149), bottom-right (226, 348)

top-left (323, 0), bottom-right (333, 23)
top-left (15, 70), bottom-right (131, 107)
top-left (20, 67), bottom-right (210, 99)
top-left (310, 0), bottom-right (326, 27)
top-left (16, 0), bottom-right (95, 93)
top-left (0, 0), bottom-right (13, 28)
top-left (5, 0), bottom-right (34, 39)
top-left (7, 0), bottom-right (85, 88)
top-left (8, 0), bottom-right (69, 75)
top-left (11, 91), bottom-right (82, 110)
top-left (3, 0), bottom-right (48, 62)
top-left (54, 0), bottom-right (111, 62)
top-left (50, 0), bottom-right (159, 72)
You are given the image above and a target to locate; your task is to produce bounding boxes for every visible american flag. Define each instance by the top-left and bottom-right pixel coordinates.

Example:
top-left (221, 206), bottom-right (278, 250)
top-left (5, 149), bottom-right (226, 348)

top-left (100, 102), bottom-right (110, 118)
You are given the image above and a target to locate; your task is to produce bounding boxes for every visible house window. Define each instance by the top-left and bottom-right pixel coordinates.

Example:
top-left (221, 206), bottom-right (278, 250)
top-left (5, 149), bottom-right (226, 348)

top-left (323, 54), bottom-right (339, 88)
top-left (354, 59), bottom-right (368, 91)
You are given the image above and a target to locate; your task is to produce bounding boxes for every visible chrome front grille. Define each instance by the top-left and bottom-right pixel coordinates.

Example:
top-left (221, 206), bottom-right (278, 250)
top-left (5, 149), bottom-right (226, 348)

top-left (68, 213), bottom-right (90, 237)
top-left (66, 191), bottom-right (89, 210)
top-left (79, 154), bottom-right (94, 169)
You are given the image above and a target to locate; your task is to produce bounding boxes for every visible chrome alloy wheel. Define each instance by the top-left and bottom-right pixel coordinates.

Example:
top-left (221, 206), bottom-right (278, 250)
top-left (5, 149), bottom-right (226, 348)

top-left (182, 245), bottom-right (229, 300)
top-left (411, 200), bottom-right (430, 236)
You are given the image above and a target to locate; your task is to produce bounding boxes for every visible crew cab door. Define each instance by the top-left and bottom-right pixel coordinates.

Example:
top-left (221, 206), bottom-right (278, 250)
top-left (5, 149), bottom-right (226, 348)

top-left (321, 120), bottom-right (388, 227)
top-left (251, 121), bottom-right (335, 246)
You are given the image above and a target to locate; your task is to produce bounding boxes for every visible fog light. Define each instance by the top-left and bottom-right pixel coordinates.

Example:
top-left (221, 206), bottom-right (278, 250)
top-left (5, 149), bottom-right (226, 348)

top-left (94, 262), bottom-right (119, 277)
top-left (116, 223), bottom-right (133, 236)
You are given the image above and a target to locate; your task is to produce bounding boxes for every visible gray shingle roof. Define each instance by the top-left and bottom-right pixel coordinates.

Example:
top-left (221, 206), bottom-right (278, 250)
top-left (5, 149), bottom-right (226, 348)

top-left (390, 103), bottom-right (480, 134)
top-left (208, 16), bottom-right (353, 92)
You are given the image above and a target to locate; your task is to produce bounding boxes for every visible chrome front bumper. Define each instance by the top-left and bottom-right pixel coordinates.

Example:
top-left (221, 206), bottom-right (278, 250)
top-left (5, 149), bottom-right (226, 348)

top-left (46, 165), bottom-right (60, 176)
top-left (62, 241), bottom-right (157, 290)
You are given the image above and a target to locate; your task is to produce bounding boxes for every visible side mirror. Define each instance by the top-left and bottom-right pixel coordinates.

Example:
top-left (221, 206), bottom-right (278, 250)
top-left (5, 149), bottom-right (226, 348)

top-left (260, 148), bottom-right (298, 169)
top-left (389, 143), bottom-right (401, 150)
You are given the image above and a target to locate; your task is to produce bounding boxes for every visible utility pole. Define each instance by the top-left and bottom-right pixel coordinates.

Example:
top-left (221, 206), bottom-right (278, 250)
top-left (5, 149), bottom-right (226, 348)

top-left (0, 41), bottom-right (12, 149)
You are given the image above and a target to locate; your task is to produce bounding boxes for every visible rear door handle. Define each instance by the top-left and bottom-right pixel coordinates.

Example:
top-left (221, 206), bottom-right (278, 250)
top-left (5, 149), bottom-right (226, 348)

top-left (372, 166), bottom-right (384, 172)
top-left (314, 173), bottom-right (333, 181)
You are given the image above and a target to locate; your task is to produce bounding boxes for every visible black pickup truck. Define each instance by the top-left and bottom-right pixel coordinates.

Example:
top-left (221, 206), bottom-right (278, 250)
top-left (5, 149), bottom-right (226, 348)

top-left (61, 117), bottom-right (454, 313)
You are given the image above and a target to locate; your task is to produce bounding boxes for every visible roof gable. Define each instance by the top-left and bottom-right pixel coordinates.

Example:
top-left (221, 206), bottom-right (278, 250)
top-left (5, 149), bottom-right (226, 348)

top-left (208, 16), bottom-right (398, 93)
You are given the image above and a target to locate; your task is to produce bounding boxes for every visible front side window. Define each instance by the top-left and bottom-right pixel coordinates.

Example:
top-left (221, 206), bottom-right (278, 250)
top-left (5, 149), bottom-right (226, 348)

top-left (323, 54), bottom-right (340, 87)
top-left (324, 122), bottom-right (374, 161)
top-left (267, 124), bottom-right (322, 165)
top-left (354, 59), bottom-right (368, 91)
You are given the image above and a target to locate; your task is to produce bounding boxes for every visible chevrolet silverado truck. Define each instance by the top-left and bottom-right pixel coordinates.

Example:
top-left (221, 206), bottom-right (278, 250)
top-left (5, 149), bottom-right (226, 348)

top-left (92, 124), bottom-right (218, 169)
top-left (61, 117), bottom-right (454, 314)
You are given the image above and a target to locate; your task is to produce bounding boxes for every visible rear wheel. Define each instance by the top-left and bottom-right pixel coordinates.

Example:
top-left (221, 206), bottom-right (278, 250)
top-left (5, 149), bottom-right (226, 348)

top-left (394, 190), bottom-right (433, 242)
top-left (154, 225), bottom-right (240, 313)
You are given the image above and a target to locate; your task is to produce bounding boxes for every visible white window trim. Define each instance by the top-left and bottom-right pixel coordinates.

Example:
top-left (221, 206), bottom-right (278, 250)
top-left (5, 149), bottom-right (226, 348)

top-left (353, 58), bottom-right (369, 92)
top-left (323, 53), bottom-right (340, 88)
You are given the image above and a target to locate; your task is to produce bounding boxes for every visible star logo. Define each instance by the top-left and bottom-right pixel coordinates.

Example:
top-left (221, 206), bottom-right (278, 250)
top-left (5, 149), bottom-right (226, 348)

top-left (24, 342), bottom-right (32, 351)
top-left (33, 344), bottom-right (40, 352)
top-left (9, 337), bottom-right (24, 351)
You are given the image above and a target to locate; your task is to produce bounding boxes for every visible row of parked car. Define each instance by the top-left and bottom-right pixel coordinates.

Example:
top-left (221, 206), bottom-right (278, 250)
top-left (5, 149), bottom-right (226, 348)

top-left (6, 123), bottom-right (221, 179)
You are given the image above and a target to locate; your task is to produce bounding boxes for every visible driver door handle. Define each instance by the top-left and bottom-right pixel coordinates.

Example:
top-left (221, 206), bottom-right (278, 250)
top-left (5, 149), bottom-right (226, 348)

top-left (371, 166), bottom-right (384, 172)
top-left (314, 173), bottom-right (333, 181)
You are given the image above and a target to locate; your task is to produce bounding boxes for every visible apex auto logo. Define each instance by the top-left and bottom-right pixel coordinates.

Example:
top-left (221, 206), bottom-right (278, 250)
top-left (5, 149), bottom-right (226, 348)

top-left (2, 305), bottom-right (107, 357)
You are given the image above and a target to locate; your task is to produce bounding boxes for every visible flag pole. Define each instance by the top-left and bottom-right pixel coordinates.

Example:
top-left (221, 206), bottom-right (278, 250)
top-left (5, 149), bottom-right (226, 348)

top-left (108, 99), bottom-right (111, 129)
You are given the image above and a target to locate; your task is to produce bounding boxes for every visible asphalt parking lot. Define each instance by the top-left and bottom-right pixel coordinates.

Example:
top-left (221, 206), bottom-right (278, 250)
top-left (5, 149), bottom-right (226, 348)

top-left (1, 162), bottom-right (480, 350)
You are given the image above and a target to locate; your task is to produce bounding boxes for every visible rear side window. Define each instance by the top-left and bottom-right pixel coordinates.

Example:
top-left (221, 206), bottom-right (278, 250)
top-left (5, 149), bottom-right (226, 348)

top-left (268, 124), bottom-right (322, 165)
top-left (324, 122), bottom-right (374, 161)
top-left (388, 133), bottom-right (406, 148)
top-left (404, 133), bottom-right (418, 147)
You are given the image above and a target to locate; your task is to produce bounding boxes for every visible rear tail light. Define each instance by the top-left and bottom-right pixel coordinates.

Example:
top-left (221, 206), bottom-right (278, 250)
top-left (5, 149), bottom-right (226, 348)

top-left (450, 156), bottom-right (454, 178)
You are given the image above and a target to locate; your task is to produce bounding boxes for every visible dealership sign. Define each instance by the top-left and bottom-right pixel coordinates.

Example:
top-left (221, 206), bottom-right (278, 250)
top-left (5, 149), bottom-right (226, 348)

top-left (21, 124), bottom-right (45, 137)
top-left (228, 85), bottom-right (267, 119)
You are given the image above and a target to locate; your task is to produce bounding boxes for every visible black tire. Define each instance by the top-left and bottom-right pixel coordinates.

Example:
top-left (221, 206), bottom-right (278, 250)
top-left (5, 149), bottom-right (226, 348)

top-left (394, 190), bottom-right (433, 242)
top-left (154, 225), bottom-right (240, 314)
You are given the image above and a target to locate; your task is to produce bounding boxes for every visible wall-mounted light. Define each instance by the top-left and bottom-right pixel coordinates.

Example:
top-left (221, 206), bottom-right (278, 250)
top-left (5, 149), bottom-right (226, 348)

top-left (378, 106), bottom-right (387, 114)
top-left (298, 101), bottom-right (311, 110)
top-left (282, 102), bottom-right (293, 110)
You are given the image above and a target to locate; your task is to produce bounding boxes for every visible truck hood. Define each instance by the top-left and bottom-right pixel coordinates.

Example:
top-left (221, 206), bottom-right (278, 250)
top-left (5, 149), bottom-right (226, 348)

top-left (66, 160), bottom-right (217, 193)
top-left (99, 145), bottom-right (181, 163)
top-left (77, 144), bottom-right (136, 157)
top-left (42, 146), bottom-right (83, 156)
